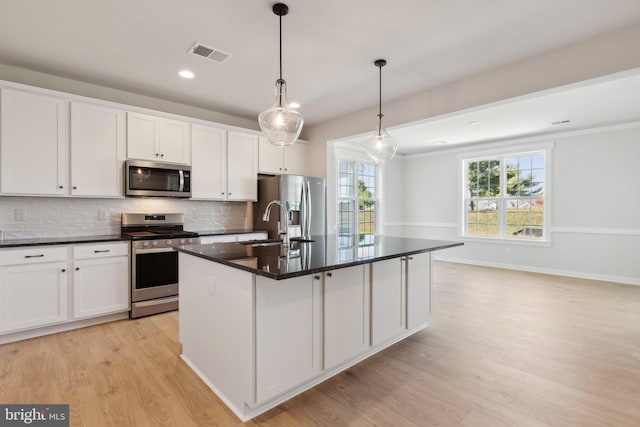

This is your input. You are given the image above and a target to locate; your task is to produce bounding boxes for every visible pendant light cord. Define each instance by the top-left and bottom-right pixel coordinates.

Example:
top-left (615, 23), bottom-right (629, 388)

top-left (279, 13), bottom-right (283, 81)
top-left (377, 62), bottom-right (383, 134)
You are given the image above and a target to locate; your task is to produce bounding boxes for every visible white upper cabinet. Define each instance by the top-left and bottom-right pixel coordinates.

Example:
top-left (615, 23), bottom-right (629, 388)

top-left (191, 126), bottom-right (258, 201)
top-left (0, 88), bottom-right (68, 196)
top-left (71, 102), bottom-right (126, 197)
top-left (227, 131), bottom-right (258, 201)
top-left (127, 112), bottom-right (191, 164)
top-left (191, 124), bottom-right (227, 200)
top-left (258, 136), bottom-right (306, 175)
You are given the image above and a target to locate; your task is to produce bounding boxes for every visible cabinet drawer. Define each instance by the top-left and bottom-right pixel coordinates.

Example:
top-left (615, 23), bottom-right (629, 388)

top-left (73, 242), bottom-right (129, 260)
top-left (0, 246), bottom-right (68, 266)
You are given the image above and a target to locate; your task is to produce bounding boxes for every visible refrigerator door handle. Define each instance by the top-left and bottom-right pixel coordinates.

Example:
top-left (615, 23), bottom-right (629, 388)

top-left (305, 179), bottom-right (312, 239)
top-left (300, 180), bottom-right (307, 239)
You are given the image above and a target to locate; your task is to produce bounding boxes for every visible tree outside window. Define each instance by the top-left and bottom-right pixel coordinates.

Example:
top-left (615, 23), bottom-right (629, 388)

top-left (337, 160), bottom-right (377, 236)
top-left (465, 152), bottom-right (546, 240)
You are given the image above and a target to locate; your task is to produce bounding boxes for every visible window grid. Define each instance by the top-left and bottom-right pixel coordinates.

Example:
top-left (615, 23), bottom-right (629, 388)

top-left (465, 152), bottom-right (545, 240)
top-left (337, 159), bottom-right (377, 237)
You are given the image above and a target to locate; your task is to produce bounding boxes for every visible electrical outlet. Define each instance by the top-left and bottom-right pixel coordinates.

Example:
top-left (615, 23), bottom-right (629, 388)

top-left (15, 208), bottom-right (26, 221)
top-left (98, 210), bottom-right (107, 221)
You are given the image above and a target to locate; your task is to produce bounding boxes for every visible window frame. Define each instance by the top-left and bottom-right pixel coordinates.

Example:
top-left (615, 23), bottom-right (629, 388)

top-left (335, 150), bottom-right (379, 237)
top-left (458, 142), bottom-right (553, 245)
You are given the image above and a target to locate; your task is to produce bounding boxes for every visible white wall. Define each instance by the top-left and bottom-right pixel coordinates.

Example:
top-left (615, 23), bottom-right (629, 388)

top-left (0, 197), bottom-right (248, 240)
top-left (391, 124), bottom-right (640, 285)
top-left (304, 24), bottom-right (640, 178)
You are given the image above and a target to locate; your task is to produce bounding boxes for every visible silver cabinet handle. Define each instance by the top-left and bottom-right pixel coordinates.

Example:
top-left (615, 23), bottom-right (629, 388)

top-left (25, 254), bottom-right (45, 258)
top-left (94, 249), bottom-right (111, 253)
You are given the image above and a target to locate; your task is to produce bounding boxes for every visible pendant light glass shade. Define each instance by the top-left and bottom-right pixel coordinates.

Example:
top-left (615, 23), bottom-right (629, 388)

top-left (259, 79), bottom-right (303, 146)
top-left (259, 3), bottom-right (303, 146)
top-left (363, 122), bottom-right (398, 164)
top-left (363, 59), bottom-right (398, 164)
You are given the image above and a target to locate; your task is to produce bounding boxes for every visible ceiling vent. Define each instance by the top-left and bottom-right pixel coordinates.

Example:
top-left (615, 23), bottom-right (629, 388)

top-left (189, 42), bottom-right (231, 64)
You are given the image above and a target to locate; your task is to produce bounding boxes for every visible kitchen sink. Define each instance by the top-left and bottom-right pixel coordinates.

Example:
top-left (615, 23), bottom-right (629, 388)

top-left (239, 238), bottom-right (315, 248)
top-left (239, 239), bottom-right (283, 247)
top-left (289, 237), bottom-right (315, 243)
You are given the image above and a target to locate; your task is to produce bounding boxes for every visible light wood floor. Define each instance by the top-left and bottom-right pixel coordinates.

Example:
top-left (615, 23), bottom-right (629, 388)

top-left (1, 262), bottom-right (639, 426)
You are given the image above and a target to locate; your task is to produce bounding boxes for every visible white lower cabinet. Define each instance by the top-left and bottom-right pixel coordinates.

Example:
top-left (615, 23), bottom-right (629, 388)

top-left (199, 232), bottom-right (268, 245)
top-left (73, 251), bottom-right (129, 319)
top-left (371, 257), bottom-right (406, 345)
top-left (255, 274), bottom-right (322, 402)
top-left (0, 261), bottom-right (68, 333)
top-left (0, 242), bottom-right (129, 337)
top-left (406, 253), bottom-right (431, 329)
top-left (323, 265), bottom-right (369, 368)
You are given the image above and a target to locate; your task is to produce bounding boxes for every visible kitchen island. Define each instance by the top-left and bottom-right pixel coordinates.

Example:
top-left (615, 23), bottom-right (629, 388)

top-left (176, 234), bottom-right (463, 421)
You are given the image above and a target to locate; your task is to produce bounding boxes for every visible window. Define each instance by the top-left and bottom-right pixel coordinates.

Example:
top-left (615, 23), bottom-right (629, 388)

top-left (337, 159), bottom-right (377, 236)
top-left (463, 149), bottom-right (549, 241)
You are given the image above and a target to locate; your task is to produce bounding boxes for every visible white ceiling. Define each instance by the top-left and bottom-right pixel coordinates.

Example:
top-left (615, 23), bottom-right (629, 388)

top-left (391, 70), bottom-right (640, 154)
top-left (1, 0), bottom-right (640, 154)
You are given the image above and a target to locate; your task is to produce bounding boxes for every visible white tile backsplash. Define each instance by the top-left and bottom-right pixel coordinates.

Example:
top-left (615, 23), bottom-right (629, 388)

top-left (0, 196), bottom-right (250, 240)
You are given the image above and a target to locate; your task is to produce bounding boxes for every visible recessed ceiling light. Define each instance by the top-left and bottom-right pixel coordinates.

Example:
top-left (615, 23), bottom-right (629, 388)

top-left (289, 102), bottom-right (300, 109)
top-left (179, 70), bottom-right (195, 79)
top-left (551, 119), bottom-right (571, 125)
top-left (433, 140), bottom-right (448, 145)
top-left (468, 121), bottom-right (479, 126)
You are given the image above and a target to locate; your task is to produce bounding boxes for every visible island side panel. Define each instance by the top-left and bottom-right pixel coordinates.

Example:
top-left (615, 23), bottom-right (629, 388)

top-left (179, 253), bottom-right (255, 415)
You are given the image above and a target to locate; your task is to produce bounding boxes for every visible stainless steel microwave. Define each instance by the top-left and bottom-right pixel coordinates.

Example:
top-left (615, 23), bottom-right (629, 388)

top-left (125, 160), bottom-right (191, 198)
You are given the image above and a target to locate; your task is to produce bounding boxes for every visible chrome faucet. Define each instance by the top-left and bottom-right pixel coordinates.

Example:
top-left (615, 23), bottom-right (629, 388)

top-left (263, 200), bottom-right (289, 245)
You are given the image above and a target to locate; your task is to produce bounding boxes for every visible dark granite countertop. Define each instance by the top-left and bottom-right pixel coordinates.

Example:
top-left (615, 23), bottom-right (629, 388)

top-left (176, 234), bottom-right (463, 280)
top-left (0, 234), bottom-right (128, 248)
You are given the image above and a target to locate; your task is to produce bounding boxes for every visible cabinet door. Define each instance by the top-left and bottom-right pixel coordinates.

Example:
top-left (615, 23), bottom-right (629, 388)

top-left (191, 124), bottom-right (227, 200)
top-left (406, 252), bottom-right (431, 329)
top-left (256, 274), bottom-right (322, 402)
top-left (227, 132), bottom-right (258, 201)
top-left (283, 142), bottom-right (306, 175)
top-left (71, 102), bottom-right (126, 197)
top-left (258, 136), bottom-right (284, 174)
top-left (127, 112), bottom-right (159, 161)
top-left (73, 256), bottom-right (129, 319)
top-left (371, 258), bottom-right (405, 345)
top-left (0, 88), bottom-right (67, 195)
top-left (324, 266), bottom-right (369, 368)
top-left (0, 262), bottom-right (68, 333)
top-left (158, 118), bottom-right (191, 164)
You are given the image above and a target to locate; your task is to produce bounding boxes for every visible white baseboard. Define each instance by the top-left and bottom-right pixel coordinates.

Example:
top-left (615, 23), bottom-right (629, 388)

top-left (433, 255), bottom-right (640, 286)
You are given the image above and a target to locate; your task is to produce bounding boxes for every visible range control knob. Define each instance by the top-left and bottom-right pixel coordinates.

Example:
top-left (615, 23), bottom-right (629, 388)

top-left (180, 239), bottom-right (186, 244)
top-left (167, 240), bottom-right (172, 245)
top-left (142, 241), bottom-right (149, 248)
top-left (152, 241), bottom-right (158, 247)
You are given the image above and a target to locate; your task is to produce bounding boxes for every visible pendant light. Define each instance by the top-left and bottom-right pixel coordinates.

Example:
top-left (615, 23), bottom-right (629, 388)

top-left (363, 59), bottom-right (398, 164)
top-left (258, 3), bottom-right (303, 147)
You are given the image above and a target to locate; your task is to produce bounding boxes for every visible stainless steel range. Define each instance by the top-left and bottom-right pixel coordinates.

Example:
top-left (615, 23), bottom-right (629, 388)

top-left (121, 213), bottom-right (200, 318)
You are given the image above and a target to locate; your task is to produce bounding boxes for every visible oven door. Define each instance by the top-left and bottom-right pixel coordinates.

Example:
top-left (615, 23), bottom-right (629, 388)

top-left (132, 246), bottom-right (179, 302)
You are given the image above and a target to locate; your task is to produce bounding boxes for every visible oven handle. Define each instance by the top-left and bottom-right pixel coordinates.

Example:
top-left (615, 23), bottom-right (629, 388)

top-left (179, 170), bottom-right (185, 192)
top-left (135, 247), bottom-right (177, 254)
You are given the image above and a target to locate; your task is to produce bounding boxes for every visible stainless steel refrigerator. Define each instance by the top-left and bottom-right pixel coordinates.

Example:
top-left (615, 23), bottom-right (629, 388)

top-left (254, 175), bottom-right (326, 240)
